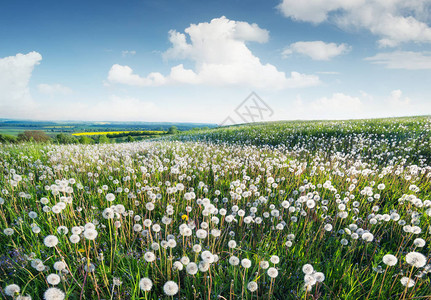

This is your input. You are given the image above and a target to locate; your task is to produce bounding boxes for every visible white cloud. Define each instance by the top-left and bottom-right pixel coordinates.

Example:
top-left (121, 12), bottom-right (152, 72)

top-left (0, 52), bottom-right (41, 118)
top-left (108, 64), bottom-right (166, 86)
top-left (38, 83), bottom-right (72, 95)
top-left (122, 50), bottom-right (136, 57)
top-left (108, 16), bottom-right (320, 89)
top-left (387, 89), bottom-right (411, 106)
top-left (311, 93), bottom-right (363, 116)
top-left (277, 0), bottom-right (431, 46)
top-left (282, 41), bottom-right (351, 60)
top-left (365, 51), bottom-right (431, 69)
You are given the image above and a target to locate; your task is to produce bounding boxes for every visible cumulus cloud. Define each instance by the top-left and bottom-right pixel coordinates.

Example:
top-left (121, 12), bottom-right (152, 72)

top-left (282, 41), bottom-right (351, 60)
top-left (38, 83), bottom-right (72, 95)
top-left (365, 51), bottom-right (431, 69)
top-left (108, 16), bottom-right (320, 89)
top-left (277, 0), bottom-right (431, 46)
top-left (0, 52), bottom-right (41, 118)
top-left (311, 93), bottom-right (363, 116)
top-left (387, 89), bottom-right (411, 106)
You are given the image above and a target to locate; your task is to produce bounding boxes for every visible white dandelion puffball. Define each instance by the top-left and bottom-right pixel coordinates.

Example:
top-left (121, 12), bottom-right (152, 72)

top-left (247, 281), bottom-right (258, 292)
top-left (241, 258), bottom-right (252, 268)
top-left (228, 240), bottom-right (237, 248)
top-left (69, 234), bottom-right (80, 244)
top-left (84, 229), bottom-right (98, 240)
top-left (229, 256), bottom-right (240, 266)
top-left (139, 277), bottom-right (153, 291)
top-left (106, 193), bottom-right (115, 201)
top-left (267, 267), bottom-right (279, 278)
top-left (413, 238), bottom-right (426, 247)
top-left (405, 252), bottom-right (427, 268)
top-left (163, 281), bottom-right (179, 296)
top-left (144, 252), bottom-right (156, 263)
top-left (5, 284), bottom-right (20, 296)
top-left (382, 254), bottom-right (398, 266)
top-left (362, 232), bottom-right (374, 242)
top-left (53, 261), bottom-right (66, 271)
top-left (400, 277), bottom-right (415, 287)
top-left (270, 255), bottom-right (280, 264)
top-left (44, 235), bottom-right (59, 248)
top-left (324, 224), bottom-right (333, 231)
top-left (260, 260), bottom-right (269, 269)
top-left (313, 272), bottom-right (325, 282)
top-left (186, 262), bottom-right (198, 275)
top-left (302, 264), bottom-right (314, 275)
top-left (44, 287), bottom-right (65, 300)
top-left (47, 273), bottom-right (61, 285)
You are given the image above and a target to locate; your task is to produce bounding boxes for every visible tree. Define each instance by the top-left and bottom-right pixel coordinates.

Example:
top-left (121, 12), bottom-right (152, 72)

top-left (98, 135), bottom-right (110, 144)
top-left (78, 136), bottom-right (94, 144)
top-left (127, 135), bottom-right (135, 142)
top-left (18, 131), bottom-right (51, 143)
top-left (168, 126), bottom-right (178, 134)
top-left (55, 133), bottom-right (78, 144)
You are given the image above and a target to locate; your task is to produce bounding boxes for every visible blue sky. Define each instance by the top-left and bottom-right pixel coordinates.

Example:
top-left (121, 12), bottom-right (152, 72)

top-left (1, 0), bottom-right (430, 124)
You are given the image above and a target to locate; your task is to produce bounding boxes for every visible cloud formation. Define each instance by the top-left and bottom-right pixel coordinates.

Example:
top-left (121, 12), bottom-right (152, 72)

top-left (283, 41), bottom-right (351, 60)
top-left (277, 0), bottom-right (431, 46)
top-left (0, 52), bottom-right (41, 118)
top-left (365, 51), bottom-right (431, 69)
top-left (108, 16), bottom-right (320, 89)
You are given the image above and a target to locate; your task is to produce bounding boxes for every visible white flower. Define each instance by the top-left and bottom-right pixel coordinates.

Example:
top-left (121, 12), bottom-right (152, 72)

top-left (260, 261), bottom-right (269, 269)
top-left (382, 254), bottom-right (398, 266)
top-left (144, 252), bottom-right (156, 263)
top-left (413, 238), bottom-right (426, 247)
top-left (69, 234), bottom-right (80, 244)
top-left (44, 235), bottom-right (59, 247)
top-left (229, 256), bottom-right (239, 266)
top-left (186, 262), bottom-right (198, 275)
top-left (163, 281), bottom-right (179, 296)
top-left (47, 274), bottom-right (61, 285)
top-left (139, 277), bottom-right (153, 291)
top-left (267, 267), bottom-right (278, 278)
top-left (241, 258), bottom-right (252, 268)
top-left (302, 264), bottom-right (314, 275)
top-left (247, 281), bottom-right (258, 292)
top-left (5, 284), bottom-right (20, 296)
top-left (313, 272), bottom-right (325, 282)
top-left (53, 261), bottom-right (66, 271)
top-left (44, 287), bottom-right (65, 300)
top-left (270, 255), bottom-right (280, 264)
top-left (405, 252), bottom-right (427, 268)
top-left (83, 229), bottom-right (98, 240)
top-left (106, 193), bottom-right (115, 201)
top-left (228, 240), bottom-right (237, 249)
top-left (400, 277), bottom-right (415, 287)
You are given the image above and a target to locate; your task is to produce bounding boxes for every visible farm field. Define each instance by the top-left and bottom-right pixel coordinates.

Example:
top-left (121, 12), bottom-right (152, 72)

top-left (0, 117), bottom-right (430, 299)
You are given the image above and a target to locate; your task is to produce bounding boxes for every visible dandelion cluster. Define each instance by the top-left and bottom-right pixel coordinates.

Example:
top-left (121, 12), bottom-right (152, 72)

top-left (1, 117), bottom-right (431, 299)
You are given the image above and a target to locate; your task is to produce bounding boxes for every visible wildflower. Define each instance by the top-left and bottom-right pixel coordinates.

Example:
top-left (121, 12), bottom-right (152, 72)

top-left (267, 267), bottom-right (278, 278)
top-left (83, 229), bottom-right (98, 240)
top-left (47, 274), bottom-right (61, 285)
top-left (382, 254), bottom-right (398, 266)
top-left (247, 281), bottom-right (258, 292)
top-left (44, 287), bottom-right (65, 300)
top-left (163, 281), bottom-right (179, 296)
top-left (144, 252), bottom-right (156, 263)
top-left (241, 258), bottom-right (252, 268)
top-left (405, 252), bottom-right (426, 268)
top-left (5, 284), bottom-right (20, 296)
top-left (302, 264), bottom-right (314, 275)
top-left (186, 262), bottom-right (198, 275)
top-left (181, 214), bottom-right (188, 221)
top-left (44, 235), bottom-right (59, 248)
top-left (139, 278), bottom-right (153, 291)
top-left (400, 277), bottom-right (415, 287)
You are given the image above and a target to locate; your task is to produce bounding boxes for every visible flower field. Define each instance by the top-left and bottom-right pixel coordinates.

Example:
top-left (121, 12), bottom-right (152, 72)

top-left (0, 117), bottom-right (430, 299)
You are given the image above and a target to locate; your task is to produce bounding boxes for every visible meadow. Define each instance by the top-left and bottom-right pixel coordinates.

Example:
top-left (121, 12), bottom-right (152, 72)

top-left (0, 117), bottom-right (430, 299)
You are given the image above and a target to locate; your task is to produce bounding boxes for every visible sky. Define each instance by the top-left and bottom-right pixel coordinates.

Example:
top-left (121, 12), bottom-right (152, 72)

top-left (1, 0), bottom-right (431, 124)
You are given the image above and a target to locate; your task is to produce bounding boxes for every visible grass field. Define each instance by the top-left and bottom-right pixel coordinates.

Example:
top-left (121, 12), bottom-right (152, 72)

top-left (0, 117), bottom-right (430, 299)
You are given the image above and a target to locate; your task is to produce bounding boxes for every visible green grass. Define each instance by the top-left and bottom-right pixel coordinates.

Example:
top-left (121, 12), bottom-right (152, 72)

top-left (0, 116), bottom-right (430, 299)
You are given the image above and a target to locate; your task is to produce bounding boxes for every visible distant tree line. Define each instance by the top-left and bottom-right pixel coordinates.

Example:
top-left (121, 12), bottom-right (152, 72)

top-left (0, 126), bottom-right (183, 145)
